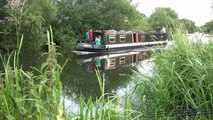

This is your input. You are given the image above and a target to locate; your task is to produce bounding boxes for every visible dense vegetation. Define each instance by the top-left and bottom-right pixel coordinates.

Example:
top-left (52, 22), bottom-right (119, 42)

top-left (131, 31), bottom-right (213, 119)
top-left (1, 0), bottom-right (209, 52)
top-left (202, 20), bottom-right (213, 34)
top-left (0, 27), bottom-right (64, 119)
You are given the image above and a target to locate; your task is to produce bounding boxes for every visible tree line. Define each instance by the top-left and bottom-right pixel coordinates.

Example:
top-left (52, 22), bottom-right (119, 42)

top-left (0, 0), bottom-right (212, 51)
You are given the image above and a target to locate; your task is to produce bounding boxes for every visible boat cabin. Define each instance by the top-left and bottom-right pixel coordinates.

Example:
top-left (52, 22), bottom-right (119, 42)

top-left (92, 30), bottom-right (167, 45)
top-left (75, 29), bottom-right (168, 52)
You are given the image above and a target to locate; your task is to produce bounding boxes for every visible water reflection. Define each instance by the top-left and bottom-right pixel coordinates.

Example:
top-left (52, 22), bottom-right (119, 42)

top-left (77, 50), bottom-right (151, 72)
top-left (11, 44), bottom-right (157, 102)
top-left (12, 44), bottom-right (159, 113)
top-left (60, 48), bottom-right (156, 103)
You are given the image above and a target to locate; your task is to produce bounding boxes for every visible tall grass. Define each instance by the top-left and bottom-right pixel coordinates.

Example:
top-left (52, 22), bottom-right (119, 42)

top-left (131, 30), bottom-right (213, 119)
top-left (0, 26), bottom-right (64, 119)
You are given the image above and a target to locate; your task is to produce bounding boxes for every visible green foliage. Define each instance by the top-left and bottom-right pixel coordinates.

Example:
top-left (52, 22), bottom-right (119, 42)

top-left (202, 20), bottom-right (213, 34)
top-left (67, 88), bottom-right (141, 120)
top-left (54, 0), bottom-right (144, 43)
top-left (0, 0), bottom-right (7, 20)
top-left (1, 0), bottom-right (212, 51)
top-left (0, 0), bottom-right (9, 49)
top-left (0, 0), bottom-right (57, 51)
top-left (132, 31), bottom-right (213, 119)
top-left (137, 17), bottom-right (153, 31)
top-left (148, 7), bottom-right (179, 32)
top-left (179, 18), bottom-right (198, 33)
top-left (0, 27), bottom-right (63, 119)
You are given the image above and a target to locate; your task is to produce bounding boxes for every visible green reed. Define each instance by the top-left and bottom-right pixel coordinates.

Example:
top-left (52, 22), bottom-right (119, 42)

top-left (131, 31), bottom-right (213, 119)
top-left (0, 26), bottom-right (64, 119)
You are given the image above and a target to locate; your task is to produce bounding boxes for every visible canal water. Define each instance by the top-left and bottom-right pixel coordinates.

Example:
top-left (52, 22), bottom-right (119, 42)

top-left (58, 47), bottom-right (158, 113)
top-left (14, 33), bottom-right (212, 114)
top-left (17, 45), bottom-right (160, 113)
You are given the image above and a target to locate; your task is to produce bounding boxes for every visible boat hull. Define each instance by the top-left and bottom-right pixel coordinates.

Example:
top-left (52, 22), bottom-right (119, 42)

top-left (76, 43), bottom-right (107, 52)
top-left (76, 41), bottom-right (168, 53)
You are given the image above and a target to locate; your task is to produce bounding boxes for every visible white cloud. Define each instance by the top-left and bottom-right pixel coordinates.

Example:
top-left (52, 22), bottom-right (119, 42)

top-left (132, 0), bottom-right (213, 26)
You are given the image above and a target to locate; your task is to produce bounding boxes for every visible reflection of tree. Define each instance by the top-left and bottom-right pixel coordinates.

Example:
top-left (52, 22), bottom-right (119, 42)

top-left (59, 52), bottom-right (137, 101)
top-left (62, 63), bottom-right (136, 101)
top-left (62, 64), bottom-right (102, 101)
top-left (104, 66), bottom-right (136, 93)
top-left (19, 45), bottom-right (43, 71)
top-left (18, 44), bottom-right (153, 102)
top-left (59, 51), bottom-right (102, 101)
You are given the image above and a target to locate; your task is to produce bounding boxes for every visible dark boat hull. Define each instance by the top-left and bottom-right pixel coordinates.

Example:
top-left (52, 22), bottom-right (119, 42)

top-left (76, 41), bottom-right (168, 53)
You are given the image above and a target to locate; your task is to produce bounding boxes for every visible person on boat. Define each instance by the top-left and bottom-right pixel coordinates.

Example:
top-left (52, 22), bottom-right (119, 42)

top-left (95, 36), bottom-right (101, 47)
top-left (156, 26), bottom-right (161, 33)
top-left (85, 31), bottom-right (90, 43)
top-left (89, 28), bottom-right (93, 43)
top-left (161, 26), bottom-right (167, 40)
top-left (161, 26), bottom-right (166, 33)
top-left (156, 26), bottom-right (161, 41)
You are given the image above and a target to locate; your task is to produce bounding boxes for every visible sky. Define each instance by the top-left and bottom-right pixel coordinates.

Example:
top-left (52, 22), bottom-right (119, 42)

top-left (132, 0), bottom-right (213, 26)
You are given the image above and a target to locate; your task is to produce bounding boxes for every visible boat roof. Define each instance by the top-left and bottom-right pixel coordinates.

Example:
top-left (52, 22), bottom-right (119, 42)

top-left (94, 30), bottom-right (150, 35)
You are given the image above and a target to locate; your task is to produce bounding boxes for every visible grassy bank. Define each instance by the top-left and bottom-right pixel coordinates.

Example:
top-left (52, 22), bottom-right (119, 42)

top-left (131, 31), bottom-right (213, 119)
top-left (0, 27), bottom-right (64, 119)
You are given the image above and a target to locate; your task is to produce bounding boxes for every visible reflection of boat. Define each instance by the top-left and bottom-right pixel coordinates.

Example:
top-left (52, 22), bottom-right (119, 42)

top-left (77, 48), bottom-right (160, 71)
top-left (74, 30), bottom-right (168, 54)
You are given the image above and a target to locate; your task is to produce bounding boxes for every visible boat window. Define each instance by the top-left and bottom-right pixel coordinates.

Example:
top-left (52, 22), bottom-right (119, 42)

top-left (109, 58), bottom-right (116, 68)
top-left (109, 35), bottom-right (116, 43)
top-left (141, 34), bottom-right (145, 41)
top-left (120, 35), bottom-right (125, 42)
top-left (119, 57), bottom-right (126, 64)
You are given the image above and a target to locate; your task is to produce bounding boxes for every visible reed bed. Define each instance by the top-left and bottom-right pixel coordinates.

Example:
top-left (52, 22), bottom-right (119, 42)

top-left (131, 31), bottom-right (213, 119)
top-left (66, 69), bottom-right (142, 120)
top-left (0, 26), bottom-right (64, 119)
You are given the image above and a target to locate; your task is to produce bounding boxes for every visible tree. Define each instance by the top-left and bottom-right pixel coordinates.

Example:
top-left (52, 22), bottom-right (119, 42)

top-left (97, 0), bottom-right (144, 30)
top-left (54, 0), bottom-right (144, 45)
top-left (135, 16), bottom-right (153, 31)
top-left (0, 0), bottom-right (7, 20)
top-left (0, 0), bottom-right (8, 36)
top-left (179, 18), bottom-right (198, 33)
top-left (202, 20), bottom-right (213, 34)
top-left (148, 7), bottom-right (179, 32)
top-left (0, 0), bottom-right (57, 51)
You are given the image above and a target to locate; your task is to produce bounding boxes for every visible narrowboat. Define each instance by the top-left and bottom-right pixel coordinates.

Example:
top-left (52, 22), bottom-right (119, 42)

top-left (75, 30), bottom-right (168, 53)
